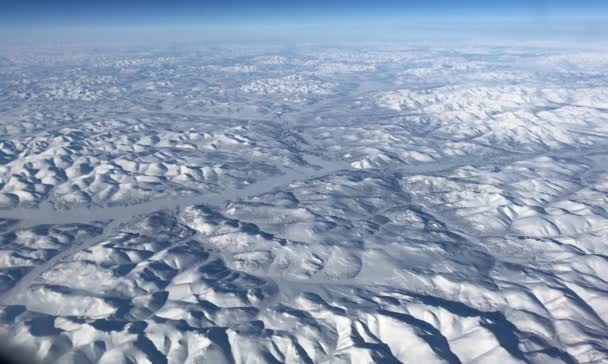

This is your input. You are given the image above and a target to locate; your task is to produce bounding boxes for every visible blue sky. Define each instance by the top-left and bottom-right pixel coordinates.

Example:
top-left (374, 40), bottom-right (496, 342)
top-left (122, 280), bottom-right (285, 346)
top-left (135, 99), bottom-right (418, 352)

top-left (3, 0), bottom-right (607, 25)
top-left (1, 0), bottom-right (607, 44)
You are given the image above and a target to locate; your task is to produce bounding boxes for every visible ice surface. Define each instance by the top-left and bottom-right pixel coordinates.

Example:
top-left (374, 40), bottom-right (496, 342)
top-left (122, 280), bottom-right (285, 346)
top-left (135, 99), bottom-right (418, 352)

top-left (0, 44), bottom-right (607, 363)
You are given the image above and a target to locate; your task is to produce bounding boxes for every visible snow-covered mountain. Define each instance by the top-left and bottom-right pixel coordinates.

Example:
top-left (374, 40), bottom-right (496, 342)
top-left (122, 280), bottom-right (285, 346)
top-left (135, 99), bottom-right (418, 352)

top-left (0, 44), bottom-right (607, 363)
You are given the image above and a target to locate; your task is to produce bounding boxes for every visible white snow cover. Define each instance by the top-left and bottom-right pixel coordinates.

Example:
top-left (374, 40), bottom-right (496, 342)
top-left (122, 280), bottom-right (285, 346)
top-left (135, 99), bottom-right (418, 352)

top-left (240, 74), bottom-right (336, 100)
top-left (0, 44), bottom-right (607, 363)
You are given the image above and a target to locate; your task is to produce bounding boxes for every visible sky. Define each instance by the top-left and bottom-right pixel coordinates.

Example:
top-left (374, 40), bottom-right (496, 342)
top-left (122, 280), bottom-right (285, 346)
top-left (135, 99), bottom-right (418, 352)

top-left (1, 0), bottom-right (607, 44)
top-left (3, 0), bottom-right (607, 24)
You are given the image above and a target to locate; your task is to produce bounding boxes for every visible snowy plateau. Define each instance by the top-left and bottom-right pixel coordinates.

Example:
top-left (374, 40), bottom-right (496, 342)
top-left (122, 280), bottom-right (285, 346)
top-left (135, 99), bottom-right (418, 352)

top-left (0, 44), bottom-right (608, 363)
